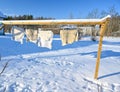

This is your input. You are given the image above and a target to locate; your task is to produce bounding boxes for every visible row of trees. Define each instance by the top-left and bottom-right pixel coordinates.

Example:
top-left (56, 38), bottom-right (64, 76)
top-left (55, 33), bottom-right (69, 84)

top-left (4, 15), bottom-right (33, 20)
top-left (4, 15), bottom-right (54, 20)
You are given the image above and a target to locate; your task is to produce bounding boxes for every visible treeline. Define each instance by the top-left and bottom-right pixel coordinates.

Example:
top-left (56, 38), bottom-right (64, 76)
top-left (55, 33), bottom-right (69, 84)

top-left (4, 15), bottom-right (54, 20)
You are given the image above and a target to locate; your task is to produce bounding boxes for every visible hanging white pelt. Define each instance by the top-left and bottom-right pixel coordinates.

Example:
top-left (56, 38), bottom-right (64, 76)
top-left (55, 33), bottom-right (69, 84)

top-left (11, 26), bottom-right (25, 44)
top-left (60, 30), bottom-right (78, 46)
top-left (25, 29), bottom-right (38, 43)
top-left (38, 30), bottom-right (53, 49)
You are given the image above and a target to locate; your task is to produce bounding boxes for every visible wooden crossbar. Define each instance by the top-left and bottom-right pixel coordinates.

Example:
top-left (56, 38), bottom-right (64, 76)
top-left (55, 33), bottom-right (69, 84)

top-left (0, 15), bottom-right (111, 79)
top-left (0, 15), bottom-right (110, 25)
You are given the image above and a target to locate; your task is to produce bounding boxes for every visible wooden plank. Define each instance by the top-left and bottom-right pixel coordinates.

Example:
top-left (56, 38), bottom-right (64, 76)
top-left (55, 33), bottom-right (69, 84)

top-left (0, 21), bottom-right (103, 25)
top-left (0, 15), bottom-right (110, 25)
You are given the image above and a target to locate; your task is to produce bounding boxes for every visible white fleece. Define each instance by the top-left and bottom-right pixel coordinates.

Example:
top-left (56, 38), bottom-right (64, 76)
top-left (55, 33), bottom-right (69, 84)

top-left (25, 29), bottom-right (38, 43)
top-left (60, 30), bottom-right (78, 46)
top-left (12, 26), bottom-right (25, 44)
top-left (38, 30), bottom-right (53, 49)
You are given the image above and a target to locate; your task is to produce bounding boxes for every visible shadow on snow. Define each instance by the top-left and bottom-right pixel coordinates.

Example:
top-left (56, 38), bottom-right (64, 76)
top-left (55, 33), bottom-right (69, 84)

top-left (98, 72), bottom-right (120, 79)
top-left (0, 35), bottom-right (97, 57)
top-left (81, 50), bottom-right (120, 58)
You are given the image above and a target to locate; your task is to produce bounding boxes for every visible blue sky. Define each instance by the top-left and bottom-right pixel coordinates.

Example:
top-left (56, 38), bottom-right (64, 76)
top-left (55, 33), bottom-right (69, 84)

top-left (0, 0), bottom-right (120, 19)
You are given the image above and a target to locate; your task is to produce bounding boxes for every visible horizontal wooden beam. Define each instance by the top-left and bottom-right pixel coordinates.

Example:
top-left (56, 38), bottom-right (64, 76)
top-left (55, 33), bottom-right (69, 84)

top-left (0, 15), bottom-right (111, 25)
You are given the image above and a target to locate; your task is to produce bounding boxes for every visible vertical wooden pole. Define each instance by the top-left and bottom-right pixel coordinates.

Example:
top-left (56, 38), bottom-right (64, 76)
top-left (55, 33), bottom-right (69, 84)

top-left (94, 19), bottom-right (110, 79)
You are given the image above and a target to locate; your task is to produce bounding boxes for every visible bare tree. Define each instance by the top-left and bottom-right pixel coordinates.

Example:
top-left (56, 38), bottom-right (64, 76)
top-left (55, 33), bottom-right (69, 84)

top-left (108, 5), bottom-right (119, 17)
top-left (86, 9), bottom-right (100, 19)
top-left (105, 6), bottom-right (120, 36)
top-left (100, 10), bottom-right (108, 18)
top-left (86, 9), bottom-right (100, 41)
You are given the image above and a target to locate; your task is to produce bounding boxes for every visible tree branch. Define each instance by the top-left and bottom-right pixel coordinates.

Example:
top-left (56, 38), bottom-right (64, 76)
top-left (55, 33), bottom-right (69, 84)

top-left (0, 61), bottom-right (9, 76)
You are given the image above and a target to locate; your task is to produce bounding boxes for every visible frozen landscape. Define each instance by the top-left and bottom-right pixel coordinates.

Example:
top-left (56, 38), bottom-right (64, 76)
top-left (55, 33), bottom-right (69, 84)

top-left (0, 34), bottom-right (120, 92)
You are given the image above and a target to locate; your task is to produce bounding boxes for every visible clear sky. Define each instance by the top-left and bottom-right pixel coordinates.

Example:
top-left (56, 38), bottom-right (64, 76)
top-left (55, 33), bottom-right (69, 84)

top-left (0, 0), bottom-right (120, 19)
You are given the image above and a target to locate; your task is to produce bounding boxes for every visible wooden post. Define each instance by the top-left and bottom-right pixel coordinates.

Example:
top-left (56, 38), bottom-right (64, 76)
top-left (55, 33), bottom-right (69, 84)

top-left (94, 18), bottom-right (110, 79)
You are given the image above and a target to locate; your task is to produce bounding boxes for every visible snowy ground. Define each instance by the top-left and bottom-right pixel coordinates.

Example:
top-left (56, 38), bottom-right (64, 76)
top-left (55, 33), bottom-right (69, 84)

top-left (0, 34), bottom-right (120, 92)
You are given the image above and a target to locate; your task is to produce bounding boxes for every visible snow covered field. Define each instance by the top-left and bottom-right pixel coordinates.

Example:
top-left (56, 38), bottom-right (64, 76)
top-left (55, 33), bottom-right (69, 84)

top-left (0, 34), bottom-right (120, 92)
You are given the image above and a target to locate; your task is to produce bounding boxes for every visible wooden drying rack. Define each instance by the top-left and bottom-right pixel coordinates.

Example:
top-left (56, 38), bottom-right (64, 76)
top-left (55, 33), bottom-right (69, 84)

top-left (0, 15), bottom-right (111, 79)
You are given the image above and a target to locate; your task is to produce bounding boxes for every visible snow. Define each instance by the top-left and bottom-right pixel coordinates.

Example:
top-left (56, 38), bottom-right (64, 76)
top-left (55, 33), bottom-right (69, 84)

top-left (0, 34), bottom-right (120, 92)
